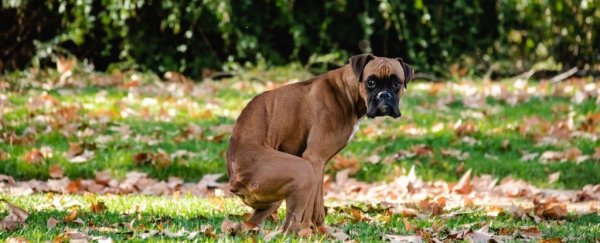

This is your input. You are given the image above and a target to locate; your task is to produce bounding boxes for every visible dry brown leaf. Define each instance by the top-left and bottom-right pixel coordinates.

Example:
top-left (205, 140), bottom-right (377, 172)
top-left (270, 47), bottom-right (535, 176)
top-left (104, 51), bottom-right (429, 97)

top-left (392, 206), bottom-right (419, 218)
top-left (65, 231), bottom-right (88, 242)
top-left (47, 217), bottom-right (59, 229)
top-left (413, 197), bottom-right (446, 216)
top-left (0, 199), bottom-right (29, 223)
top-left (563, 147), bottom-right (581, 161)
top-left (452, 169), bottom-right (473, 194)
top-left (411, 144), bottom-right (434, 158)
top-left (0, 199), bottom-right (29, 231)
top-left (534, 197), bottom-right (568, 219)
top-left (441, 149), bottom-right (470, 161)
top-left (6, 237), bottom-right (28, 243)
top-left (593, 147), bottom-right (600, 161)
top-left (366, 154), bottom-right (381, 164)
top-left (220, 219), bottom-right (241, 235)
top-left (519, 226), bottom-right (542, 239)
top-left (90, 201), bottom-right (107, 214)
top-left (331, 155), bottom-right (361, 175)
top-left (330, 229), bottom-right (350, 241)
top-left (384, 234), bottom-right (423, 243)
top-left (350, 208), bottom-right (366, 222)
top-left (469, 223), bottom-right (492, 243)
top-left (520, 151), bottom-right (539, 161)
top-left (49, 164), bottom-right (64, 179)
top-left (69, 150), bottom-right (95, 163)
top-left (403, 218), bottom-right (415, 231)
top-left (65, 209), bottom-right (78, 222)
top-left (548, 172), bottom-right (561, 184)
top-left (539, 237), bottom-right (564, 243)
top-left (200, 224), bottom-right (217, 238)
top-left (22, 148), bottom-right (44, 164)
top-left (133, 152), bottom-right (153, 166)
top-left (66, 142), bottom-right (83, 158)
top-left (95, 170), bottom-right (112, 185)
top-left (53, 234), bottom-right (68, 243)
top-left (66, 179), bottom-right (82, 193)
top-left (455, 119), bottom-right (477, 137)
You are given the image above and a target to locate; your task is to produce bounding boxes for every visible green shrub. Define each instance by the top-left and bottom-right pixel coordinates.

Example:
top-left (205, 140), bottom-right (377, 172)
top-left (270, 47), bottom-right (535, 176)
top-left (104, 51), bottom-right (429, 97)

top-left (1, 0), bottom-right (597, 77)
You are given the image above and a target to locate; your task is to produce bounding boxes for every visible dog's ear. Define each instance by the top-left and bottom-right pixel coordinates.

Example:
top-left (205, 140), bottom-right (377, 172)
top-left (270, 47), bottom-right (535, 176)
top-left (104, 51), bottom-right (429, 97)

top-left (349, 54), bottom-right (374, 82)
top-left (396, 58), bottom-right (414, 89)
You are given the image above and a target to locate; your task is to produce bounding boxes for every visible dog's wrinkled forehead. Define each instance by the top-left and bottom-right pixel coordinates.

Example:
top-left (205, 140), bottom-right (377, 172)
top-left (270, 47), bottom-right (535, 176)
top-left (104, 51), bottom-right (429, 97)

top-left (363, 58), bottom-right (405, 80)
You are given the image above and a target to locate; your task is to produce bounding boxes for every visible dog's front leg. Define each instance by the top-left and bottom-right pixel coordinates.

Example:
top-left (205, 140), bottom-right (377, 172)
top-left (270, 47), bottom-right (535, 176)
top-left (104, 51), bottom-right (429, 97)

top-left (300, 153), bottom-right (326, 228)
top-left (302, 133), bottom-right (347, 228)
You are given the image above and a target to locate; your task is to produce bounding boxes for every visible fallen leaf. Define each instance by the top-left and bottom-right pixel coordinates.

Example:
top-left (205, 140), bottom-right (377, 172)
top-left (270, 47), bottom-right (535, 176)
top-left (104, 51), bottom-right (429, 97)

top-left (0, 199), bottom-right (29, 222)
top-left (330, 229), bottom-right (350, 241)
top-left (200, 224), bottom-right (216, 238)
top-left (403, 218), bottom-right (415, 231)
top-left (452, 169), bottom-right (473, 194)
top-left (548, 172), bottom-right (561, 184)
top-left (366, 154), bottom-right (381, 164)
top-left (73, 217), bottom-right (85, 225)
top-left (0, 199), bottom-right (29, 231)
top-left (455, 119), bottom-right (477, 136)
top-left (133, 152), bottom-right (152, 165)
top-left (65, 209), bottom-right (78, 222)
top-left (95, 170), bottom-right (112, 185)
top-left (539, 237), bottom-right (564, 243)
top-left (22, 148), bottom-right (44, 164)
top-left (534, 197), bottom-right (568, 219)
top-left (563, 147), bottom-right (581, 161)
top-left (69, 150), bottom-right (95, 163)
top-left (66, 179), bottom-right (82, 193)
top-left (384, 234), bottom-right (423, 243)
top-left (540, 151), bottom-right (564, 163)
top-left (47, 217), bottom-right (59, 229)
top-left (138, 230), bottom-right (159, 239)
top-left (331, 155), bottom-right (361, 175)
top-left (469, 223), bottom-right (492, 243)
top-left (593, 147), bottom-right (600, 161)
top-left (411, 144), bottom-right (434, 158)
top-left (220, 219), bottom-right (241, 235)
top-left (90, 201), bottom-right (107, 214)
top-left (520, 151), bottom-right (539, 161)
top-left (49, 164), bottom-right (64, 179)
top-left (6, 237), bottom-right (28, 243)
top-left (519, 226), bottom-right (542, 239)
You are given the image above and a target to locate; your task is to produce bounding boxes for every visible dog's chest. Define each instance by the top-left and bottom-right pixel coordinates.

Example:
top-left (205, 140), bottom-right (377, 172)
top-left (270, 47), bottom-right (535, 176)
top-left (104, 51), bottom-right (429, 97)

top-left (347, 119), bottom-right (361, 143)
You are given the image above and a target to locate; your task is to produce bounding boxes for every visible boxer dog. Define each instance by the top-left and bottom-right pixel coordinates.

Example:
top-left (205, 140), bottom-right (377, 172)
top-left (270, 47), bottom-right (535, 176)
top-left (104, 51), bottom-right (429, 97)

top-left (227, 54), bottom-right (414, 233)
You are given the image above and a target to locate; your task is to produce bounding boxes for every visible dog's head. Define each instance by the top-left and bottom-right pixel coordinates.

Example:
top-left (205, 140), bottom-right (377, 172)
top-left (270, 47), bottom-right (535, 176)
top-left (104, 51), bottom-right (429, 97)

top-left (349, 54), bottom-right (414, 118)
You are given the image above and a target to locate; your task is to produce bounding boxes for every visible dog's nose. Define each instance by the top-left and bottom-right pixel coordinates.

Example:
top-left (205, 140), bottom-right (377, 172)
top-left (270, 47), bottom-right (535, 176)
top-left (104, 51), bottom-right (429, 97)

top-left (377, 91), bottom-right (392, 100)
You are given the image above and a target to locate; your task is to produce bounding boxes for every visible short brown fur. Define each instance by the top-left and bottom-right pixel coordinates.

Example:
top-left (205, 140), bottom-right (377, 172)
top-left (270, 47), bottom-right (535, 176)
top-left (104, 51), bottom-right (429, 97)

top-left (227, 55), bottom-right (413, 233)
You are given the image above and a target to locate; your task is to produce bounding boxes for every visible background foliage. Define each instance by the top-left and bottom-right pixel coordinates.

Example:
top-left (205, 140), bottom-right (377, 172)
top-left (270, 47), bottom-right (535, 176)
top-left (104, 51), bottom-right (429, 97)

top-left (1, 0), bottom-right (598, 78)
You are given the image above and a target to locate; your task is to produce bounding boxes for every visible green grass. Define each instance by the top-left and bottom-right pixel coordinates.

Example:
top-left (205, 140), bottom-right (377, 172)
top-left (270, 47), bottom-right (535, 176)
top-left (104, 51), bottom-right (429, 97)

top-left (0, 65), bottom-right (599, 240)
top-left (1, 194), bottom-right (599, 241)
top-left (1, 70), bottom-right (598, 187)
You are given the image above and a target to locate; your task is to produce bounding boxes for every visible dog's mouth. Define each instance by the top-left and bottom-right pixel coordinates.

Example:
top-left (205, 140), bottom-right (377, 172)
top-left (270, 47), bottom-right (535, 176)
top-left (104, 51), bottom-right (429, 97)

top-left (366, 100), bottom-right (401, 118)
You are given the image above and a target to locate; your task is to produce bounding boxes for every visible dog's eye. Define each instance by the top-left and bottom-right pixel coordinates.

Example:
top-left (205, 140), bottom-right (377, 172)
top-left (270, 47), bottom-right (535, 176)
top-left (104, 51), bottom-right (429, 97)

top-left (366, 79), bottom-right (376, 88)
top-left (392, 80), bottom-right (401, 89)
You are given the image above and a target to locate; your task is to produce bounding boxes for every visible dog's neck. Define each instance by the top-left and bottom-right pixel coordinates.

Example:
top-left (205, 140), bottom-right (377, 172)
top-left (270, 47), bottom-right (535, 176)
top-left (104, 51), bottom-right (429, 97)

top-left (326, 66), bottom-right (367, 120)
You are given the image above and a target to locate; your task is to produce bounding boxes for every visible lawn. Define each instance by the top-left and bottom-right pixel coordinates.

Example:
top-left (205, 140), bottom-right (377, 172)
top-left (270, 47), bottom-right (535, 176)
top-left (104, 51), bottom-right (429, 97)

top-left (0, 63), bottom-right (599, 241)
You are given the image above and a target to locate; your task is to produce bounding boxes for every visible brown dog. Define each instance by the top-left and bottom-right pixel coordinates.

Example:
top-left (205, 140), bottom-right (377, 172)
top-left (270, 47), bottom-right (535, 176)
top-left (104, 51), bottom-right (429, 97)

top-left (226, 54), bottom-right (414, 233)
